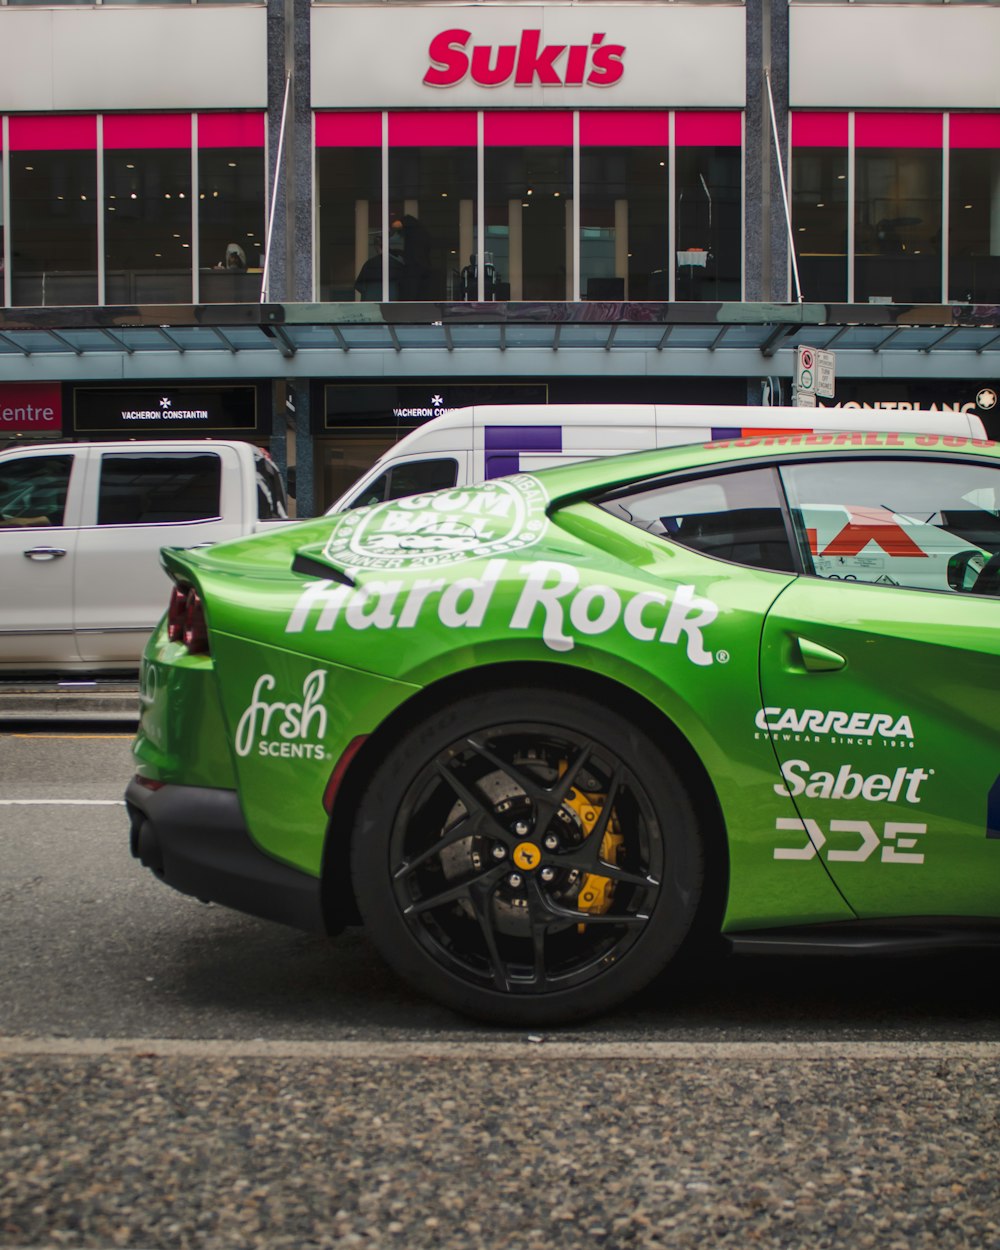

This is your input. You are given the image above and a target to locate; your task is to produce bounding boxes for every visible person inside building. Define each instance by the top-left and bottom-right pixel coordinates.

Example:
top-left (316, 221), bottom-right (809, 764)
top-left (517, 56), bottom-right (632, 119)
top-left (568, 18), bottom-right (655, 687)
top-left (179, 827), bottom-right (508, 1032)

top-left (354, 235), bottom-right (404, 300)
top-left (215, 242), bottom-right (247, 271)
top-left (461, 252), bottom-right (498, 300)
top-left (391, 214), bottom-right (433, 300)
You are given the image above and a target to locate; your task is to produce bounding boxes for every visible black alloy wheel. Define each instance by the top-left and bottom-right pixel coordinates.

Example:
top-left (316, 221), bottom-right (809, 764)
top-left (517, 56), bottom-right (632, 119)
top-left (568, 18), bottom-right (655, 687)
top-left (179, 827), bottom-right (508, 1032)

top-left (351, 689), bottom-right (704, 1024)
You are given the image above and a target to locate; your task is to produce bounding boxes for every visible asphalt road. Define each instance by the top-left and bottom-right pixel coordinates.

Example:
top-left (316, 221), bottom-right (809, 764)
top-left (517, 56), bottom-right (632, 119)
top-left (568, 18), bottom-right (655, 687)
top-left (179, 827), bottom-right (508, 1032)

top-left (1, 722), bottom-right (998, 1249)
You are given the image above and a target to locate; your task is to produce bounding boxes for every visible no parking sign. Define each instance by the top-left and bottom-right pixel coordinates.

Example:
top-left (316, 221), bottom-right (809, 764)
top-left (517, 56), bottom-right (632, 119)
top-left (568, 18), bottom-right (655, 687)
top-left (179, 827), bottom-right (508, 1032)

top-left (796, 344), bottom-right (836, 401)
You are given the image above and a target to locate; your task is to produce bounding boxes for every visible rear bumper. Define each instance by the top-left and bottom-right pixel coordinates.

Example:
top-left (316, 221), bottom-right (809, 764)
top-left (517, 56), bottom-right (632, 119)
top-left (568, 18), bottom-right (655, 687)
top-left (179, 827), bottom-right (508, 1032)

top-left (126, 777), bottom-right (326, 934)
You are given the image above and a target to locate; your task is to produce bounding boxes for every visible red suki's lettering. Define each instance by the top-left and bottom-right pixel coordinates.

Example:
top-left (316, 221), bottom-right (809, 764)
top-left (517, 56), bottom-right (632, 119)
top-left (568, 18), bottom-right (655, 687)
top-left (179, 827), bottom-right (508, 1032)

top-left (424, 29), bottom-right (626, 89)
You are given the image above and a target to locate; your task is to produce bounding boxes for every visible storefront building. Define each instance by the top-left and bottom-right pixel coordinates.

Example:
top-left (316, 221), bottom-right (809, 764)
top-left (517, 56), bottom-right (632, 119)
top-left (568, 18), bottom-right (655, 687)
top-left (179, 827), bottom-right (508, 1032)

top-left (0, 0), bottom-right (998, 513)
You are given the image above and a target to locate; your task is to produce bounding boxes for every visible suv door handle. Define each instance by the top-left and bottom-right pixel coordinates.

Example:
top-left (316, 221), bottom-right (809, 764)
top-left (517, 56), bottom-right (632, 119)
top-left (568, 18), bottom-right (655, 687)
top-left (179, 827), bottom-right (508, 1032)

top-left (796, 636), bottom-right (846, 672)
top-left (24, 547), bottom-right (67, 561)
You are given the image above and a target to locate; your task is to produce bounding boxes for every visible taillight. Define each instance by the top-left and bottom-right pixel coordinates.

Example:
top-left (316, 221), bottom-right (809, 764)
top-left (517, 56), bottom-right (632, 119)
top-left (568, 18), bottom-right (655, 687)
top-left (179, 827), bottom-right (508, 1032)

top-left (166, 583), bottom-right (210, 655)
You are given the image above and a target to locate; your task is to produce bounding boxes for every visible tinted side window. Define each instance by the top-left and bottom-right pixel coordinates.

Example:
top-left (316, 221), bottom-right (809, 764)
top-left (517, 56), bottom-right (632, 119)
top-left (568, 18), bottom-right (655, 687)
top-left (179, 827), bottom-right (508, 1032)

top-left (346, 458), bottom-right (459, 511)
top-left (97, 453), bottom-right (222, 526)
top-left (347, 470), bottom-right (389, 511)
top-left (779, 457), bottom-right (1000, 596)
top-left (0, 455), bottom-right (73, 528)
top-left (601, 466), bottom-right (795, 572)
top-left (385, 458), bottom-right (458, 502)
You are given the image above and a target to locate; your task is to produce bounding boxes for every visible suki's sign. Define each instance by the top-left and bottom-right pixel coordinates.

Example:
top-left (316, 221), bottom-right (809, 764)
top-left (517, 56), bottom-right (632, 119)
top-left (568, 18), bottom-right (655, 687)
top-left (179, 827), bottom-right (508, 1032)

top-left (311, 7), bottom-right (746, 110)
top-left (424, 29), bottom-right (625, 89)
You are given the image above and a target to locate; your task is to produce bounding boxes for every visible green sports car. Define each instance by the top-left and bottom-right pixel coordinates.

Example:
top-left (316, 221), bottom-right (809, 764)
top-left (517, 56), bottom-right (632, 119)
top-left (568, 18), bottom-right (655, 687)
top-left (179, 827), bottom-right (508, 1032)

top-left (127, 431), bottom-right (1000, 1024)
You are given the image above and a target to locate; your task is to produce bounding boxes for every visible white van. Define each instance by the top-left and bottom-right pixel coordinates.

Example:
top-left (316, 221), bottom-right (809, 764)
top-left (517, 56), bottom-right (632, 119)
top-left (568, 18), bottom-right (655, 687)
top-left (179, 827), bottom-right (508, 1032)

top-left (329, 403), bottom-right (990, 512)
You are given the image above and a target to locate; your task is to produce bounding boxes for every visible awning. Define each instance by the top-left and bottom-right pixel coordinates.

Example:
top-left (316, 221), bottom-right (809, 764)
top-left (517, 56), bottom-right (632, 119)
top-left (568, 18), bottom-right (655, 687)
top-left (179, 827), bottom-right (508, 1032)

top-left (0, 301), bottom-right (997, 383)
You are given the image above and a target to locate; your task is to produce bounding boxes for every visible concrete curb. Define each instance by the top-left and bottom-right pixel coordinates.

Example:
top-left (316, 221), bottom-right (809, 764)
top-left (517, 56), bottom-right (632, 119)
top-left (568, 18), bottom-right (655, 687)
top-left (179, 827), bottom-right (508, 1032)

top-left (0, 681), bottom-right (139, 723)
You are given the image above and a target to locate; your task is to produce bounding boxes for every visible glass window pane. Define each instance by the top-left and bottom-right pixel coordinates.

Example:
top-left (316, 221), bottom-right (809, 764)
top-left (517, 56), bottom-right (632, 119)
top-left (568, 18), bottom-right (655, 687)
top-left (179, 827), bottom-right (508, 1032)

top-left (580, 146), bottom-right (668, 301)
top-left (675, 145), bottom-right (742, 300)
top-left (949, 148), bottom-right (1000, 304)
top-left (792, 147), bottom-right (848, 302)
top-left (0, 149), bottom-right (5, 305)
top-left (105, 148), bottom-right (193, 304)
top-left (388, 148), bottom-right (476, 301)
top-left (855, 148), bottom-right (942, 303)
top-left (0, 455), bottom-right (73, 528)
top-left (198, 147), bottom-right (266, 305)
top-left (780, 458), bottom-right (1000, 595)
top-left (485, 146), bottom-right (571, 300)
top-left (97, 453), bottom-right (222, 525)
top-left (600, 467), bottom-right (793, 571)
top-left (10, 150), bottom-right (98, 306)
top-left (317, 147), bottom-right (383, 301)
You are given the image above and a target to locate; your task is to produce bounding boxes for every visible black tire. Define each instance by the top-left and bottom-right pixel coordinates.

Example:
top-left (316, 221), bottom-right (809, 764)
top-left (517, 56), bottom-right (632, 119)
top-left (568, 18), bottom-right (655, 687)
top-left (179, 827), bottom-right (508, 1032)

top-left (351, 688), bottom-right (704, 1026)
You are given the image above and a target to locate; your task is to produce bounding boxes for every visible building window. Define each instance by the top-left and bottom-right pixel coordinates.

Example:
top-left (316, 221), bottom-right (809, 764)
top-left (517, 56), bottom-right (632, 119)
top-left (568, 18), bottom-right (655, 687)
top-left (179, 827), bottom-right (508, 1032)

top-left (316, 108), bottom-right (742, 303)
top-left (1, 111), bottom-right (266, 307)
top-left (791, 112), bottom-right (848, 303)
top-left (855, 113), bottom-right (942, 305)
top-left (790, 109), bottom-right (1000, 305)
top-left (8, 116), bottom-right (98, 306)
top-left (0, 147), bottom-right (5, 305)
top-left (484, 112), bottom-right (572, 301)
top-left (580, 113), bottom-right (668, 302)
top-left (316, 112), bottom-right (383, 302)
top-left (104, 114), bottom-right (193, 304)
top-left (198, 113), bottom-right (267, 305)
top-left (4, 0), bottom-right (261, 6)
top-left (675, 112), bottom-right (743, 301)
top-left (388, 113), bottom-right (477, 302)
top-left (949, 114), bottom-right (1000, 305)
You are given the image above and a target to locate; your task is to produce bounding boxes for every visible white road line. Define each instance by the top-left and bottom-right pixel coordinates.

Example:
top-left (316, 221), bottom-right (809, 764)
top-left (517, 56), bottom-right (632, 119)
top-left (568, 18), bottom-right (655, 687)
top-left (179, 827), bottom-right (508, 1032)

top-left (0, 799), bottom-right (126, 805)
top-left (0, 1037), bottom-right (998, 1061)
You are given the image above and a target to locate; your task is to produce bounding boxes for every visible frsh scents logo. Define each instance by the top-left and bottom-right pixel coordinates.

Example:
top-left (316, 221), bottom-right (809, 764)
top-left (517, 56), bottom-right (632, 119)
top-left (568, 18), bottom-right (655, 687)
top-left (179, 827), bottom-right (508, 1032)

top-left (235, 670), bottom-right (328, 760)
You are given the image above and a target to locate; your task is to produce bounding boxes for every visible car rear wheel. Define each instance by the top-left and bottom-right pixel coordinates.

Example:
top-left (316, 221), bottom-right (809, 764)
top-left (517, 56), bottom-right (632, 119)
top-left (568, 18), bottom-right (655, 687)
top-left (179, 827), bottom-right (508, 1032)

top-left (350, 688), bottom-right (704, 1025)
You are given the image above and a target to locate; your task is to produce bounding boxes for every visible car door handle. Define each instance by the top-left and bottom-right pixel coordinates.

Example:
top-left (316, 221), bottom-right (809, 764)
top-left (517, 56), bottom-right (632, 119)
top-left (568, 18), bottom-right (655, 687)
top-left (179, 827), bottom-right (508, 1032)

top-left (24, 547), bottom-right (67, 561)
top-left (795, 637), bottom-right (846, 673)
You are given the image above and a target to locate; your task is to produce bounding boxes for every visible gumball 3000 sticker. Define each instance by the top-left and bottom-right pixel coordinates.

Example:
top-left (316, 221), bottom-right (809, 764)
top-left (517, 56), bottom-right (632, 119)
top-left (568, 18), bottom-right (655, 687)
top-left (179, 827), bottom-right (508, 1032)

top-left (323, 476), bottom-right (549, 571)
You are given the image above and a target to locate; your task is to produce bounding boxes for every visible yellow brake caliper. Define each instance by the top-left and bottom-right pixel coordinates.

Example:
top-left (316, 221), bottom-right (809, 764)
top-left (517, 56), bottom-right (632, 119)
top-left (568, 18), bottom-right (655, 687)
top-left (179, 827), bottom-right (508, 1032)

top-left (559, 767), bottom-right (624, 924)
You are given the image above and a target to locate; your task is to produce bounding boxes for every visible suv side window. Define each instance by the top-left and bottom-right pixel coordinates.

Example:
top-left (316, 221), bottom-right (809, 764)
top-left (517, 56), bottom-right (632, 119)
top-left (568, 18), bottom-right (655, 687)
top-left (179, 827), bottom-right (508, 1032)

top-left (600, 466), bottom-right (796, 572)
top-left (97, 453), bottom-right (222, 526)
top-left (779, 457), bottom-right (1000, 596)
top-left (347, 457), bottom-right (459, 510)
top-left (0, 455), bottom-right (73, 528)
